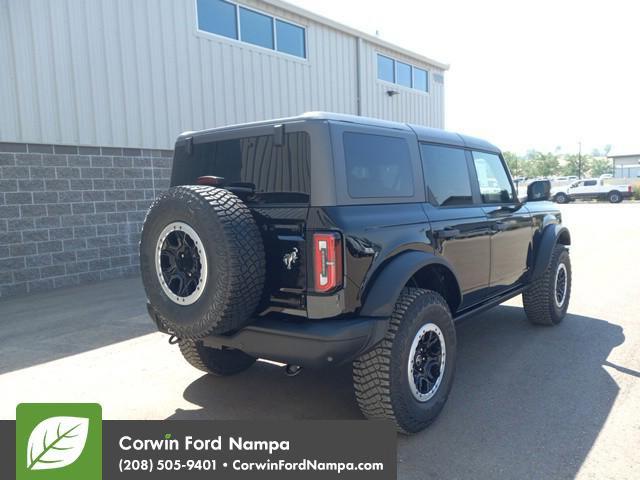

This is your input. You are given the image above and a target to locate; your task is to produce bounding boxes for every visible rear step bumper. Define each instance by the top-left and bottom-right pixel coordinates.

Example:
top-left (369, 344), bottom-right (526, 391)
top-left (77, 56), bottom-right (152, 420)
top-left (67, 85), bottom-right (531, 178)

top-left (147, 303), bottom-right (389, 368)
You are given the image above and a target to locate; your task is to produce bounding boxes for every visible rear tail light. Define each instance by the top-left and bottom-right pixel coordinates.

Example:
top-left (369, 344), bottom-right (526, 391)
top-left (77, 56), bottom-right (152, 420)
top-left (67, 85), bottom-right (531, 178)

top-left (313, 232), bottom-right (343, 293)
top-left (629, 185), bottom-right (633, 193)
top-left (197, 175), bottom-right (225, 186)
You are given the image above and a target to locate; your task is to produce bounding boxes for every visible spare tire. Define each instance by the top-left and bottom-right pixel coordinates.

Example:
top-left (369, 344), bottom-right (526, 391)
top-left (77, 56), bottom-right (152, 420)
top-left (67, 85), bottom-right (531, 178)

top-left (140, 185), bottom-right (265, 338)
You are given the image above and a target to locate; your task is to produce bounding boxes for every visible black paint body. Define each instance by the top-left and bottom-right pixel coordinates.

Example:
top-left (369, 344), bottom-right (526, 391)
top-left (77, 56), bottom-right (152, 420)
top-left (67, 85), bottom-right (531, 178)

top-left (156, 113), bottom-right (571, 368)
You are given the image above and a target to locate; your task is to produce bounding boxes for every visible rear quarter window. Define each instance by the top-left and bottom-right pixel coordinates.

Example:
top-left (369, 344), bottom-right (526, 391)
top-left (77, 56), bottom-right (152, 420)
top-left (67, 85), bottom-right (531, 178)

top-left (343, 132), bottom-right (414, 198)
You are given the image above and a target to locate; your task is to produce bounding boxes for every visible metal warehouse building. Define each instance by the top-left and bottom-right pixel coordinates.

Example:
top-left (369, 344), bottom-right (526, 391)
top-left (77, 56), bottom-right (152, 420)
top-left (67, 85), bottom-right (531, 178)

top-left (0, 0), bottom-right (448, 297)
top-left (608, 153), bottom-right (640, 179)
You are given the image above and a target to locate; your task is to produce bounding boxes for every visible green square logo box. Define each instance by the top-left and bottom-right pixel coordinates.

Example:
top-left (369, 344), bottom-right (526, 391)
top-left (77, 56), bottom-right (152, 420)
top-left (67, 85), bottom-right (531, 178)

top-left (16, 403), bottom-right (102, 480)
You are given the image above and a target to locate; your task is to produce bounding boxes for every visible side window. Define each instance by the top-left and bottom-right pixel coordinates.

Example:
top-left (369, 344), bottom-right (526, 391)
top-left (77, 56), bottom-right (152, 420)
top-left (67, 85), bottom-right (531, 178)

top-left (343, 133), bottom-right (414, 198)
top-left (472, 151), bottom-right (515, 203)
top-left (420, 144), bottom-right (473, 206)
top-left (583, 180), bottom-right (597, 186)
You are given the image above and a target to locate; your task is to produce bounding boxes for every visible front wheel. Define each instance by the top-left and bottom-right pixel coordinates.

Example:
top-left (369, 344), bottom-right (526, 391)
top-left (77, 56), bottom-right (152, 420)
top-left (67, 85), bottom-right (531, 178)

top-left (352, 288), bottom-right (457, 434)
top-left (554, 192), bottom-right (568, 204)
top-left (523, 244), bottom-right (571, 325)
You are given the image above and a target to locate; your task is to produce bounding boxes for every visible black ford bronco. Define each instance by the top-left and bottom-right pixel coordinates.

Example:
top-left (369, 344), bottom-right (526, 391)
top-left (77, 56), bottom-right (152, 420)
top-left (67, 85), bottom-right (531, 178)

top-left (140, 112), bottom-right (572, 433)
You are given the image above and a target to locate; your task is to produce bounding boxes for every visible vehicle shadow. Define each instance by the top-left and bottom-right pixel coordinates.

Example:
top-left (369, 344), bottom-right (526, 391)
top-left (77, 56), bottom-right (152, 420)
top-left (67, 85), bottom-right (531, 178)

top-left (0, 276), bottom-right (155, 375)
top-left (167, 305), bottom-right (624, 479)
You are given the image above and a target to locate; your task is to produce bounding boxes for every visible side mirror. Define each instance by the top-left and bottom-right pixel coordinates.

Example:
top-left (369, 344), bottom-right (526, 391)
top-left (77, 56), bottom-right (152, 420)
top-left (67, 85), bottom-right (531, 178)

top-left (526, 180), bottom-right (551, 202)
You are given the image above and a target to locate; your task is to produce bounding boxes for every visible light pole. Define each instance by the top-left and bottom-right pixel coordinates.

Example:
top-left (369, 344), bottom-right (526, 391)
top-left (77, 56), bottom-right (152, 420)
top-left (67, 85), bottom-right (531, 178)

top-left (577, 141), bottom-right (582, 179)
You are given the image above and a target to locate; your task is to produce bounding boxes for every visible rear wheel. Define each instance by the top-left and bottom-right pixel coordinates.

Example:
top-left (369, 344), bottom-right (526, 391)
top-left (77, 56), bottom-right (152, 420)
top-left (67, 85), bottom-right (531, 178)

top-left (523, 244), bottom-right (571, 325)
top-left (140, 185), bottom-right (265, 339)
top-left (179, 340), bottom-right (256, 376)
top-left (353, 288), bottom-right (457, 434)
top-left (608, 191), bottom-right (622, 203)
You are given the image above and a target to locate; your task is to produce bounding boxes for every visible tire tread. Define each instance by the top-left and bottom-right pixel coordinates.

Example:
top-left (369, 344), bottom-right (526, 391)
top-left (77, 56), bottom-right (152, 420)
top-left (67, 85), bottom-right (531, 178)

top-left (523, 244), bottom-right (570, 325)
top-left (353, 288), bottom-right (452, 434)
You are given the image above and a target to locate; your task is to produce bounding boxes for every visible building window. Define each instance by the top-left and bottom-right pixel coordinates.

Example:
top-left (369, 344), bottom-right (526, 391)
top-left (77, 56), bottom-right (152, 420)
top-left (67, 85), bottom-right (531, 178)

top-left (239, 7), bottom-right (273, 49)
top-left (276, 19), bottom-right (305, 57)
top-left (197, 0), bottom-right (237, 40)
top-left (396, 61), bottom-right (412, 87)
top-left (196, 0), bottom-right (306, 59)
top-left (413, 68), bottom-right (428, 92)
top-left (377, 55), bottom-right (395, 83)
top-left (377, 54), bottom-right (429, 92)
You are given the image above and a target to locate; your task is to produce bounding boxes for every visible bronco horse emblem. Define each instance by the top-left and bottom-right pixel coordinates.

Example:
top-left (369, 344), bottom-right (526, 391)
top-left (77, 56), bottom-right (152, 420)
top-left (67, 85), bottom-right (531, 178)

top-left (282, 247), bottom-right (299, 270)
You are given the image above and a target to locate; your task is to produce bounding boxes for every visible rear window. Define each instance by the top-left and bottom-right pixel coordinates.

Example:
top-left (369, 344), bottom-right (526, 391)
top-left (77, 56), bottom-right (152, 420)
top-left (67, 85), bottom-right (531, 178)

top-left (172, 132), bottom-right (310, 203)
top-left (343, 132), bottom-right (414, 198)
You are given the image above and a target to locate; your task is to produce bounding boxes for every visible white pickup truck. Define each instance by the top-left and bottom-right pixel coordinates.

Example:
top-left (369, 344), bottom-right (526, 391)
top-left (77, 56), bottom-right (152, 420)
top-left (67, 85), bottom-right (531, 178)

top-left (552, 178), bottom-right (633, 204)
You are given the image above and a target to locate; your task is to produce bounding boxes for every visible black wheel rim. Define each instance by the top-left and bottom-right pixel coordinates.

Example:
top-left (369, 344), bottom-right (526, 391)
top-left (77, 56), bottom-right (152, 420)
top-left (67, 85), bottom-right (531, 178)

top-left (160, 231), bottom-right (202, 297)
top-left (408, 323), bottom-right (446, 402)
top-left (155, 222), bottom-right (208, 305)
top-left (555, 263), bottom-right (567, 307)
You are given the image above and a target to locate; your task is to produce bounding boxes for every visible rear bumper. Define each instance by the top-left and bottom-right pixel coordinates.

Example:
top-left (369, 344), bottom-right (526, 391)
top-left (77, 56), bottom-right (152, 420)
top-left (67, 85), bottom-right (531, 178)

top-left (147, 303), bottom-right (389, 369)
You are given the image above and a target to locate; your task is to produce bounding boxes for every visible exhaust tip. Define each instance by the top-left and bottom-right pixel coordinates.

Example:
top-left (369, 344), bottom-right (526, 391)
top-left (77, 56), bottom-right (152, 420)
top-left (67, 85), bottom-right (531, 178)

top-left (284, 364), bottom-right (302, 377)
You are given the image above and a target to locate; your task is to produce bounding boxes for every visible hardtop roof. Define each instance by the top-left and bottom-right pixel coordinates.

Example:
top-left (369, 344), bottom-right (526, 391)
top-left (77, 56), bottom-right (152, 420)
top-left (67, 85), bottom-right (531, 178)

top-left (182, 112), bottom-right (501, 153)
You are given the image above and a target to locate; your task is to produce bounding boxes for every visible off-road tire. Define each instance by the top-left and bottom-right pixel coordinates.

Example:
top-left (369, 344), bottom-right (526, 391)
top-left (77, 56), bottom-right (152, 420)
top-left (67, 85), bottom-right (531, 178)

top-left (140, 185), bottom-right (265, 338)
top-left (523, 244), bottom-right (571, 325)
top-left (353, 288), bottom-right (457, 434)
top-left (179, 340), bottom-right (256, 376)
top-left (554, 192), bottom-right (568, 204)
top-left (607, 191), bottom-right (622, 203)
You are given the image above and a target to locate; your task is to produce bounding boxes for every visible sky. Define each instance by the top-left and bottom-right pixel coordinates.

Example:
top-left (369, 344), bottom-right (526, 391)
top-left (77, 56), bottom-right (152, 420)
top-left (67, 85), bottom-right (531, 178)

top-left (292, 0), bottom-right (640, 155)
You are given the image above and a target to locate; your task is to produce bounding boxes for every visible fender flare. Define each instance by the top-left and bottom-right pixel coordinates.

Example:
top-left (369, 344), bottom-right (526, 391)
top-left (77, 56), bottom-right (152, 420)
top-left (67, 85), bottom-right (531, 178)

top-left (359, 251), bottom-right (462, 318)
top-left (530, 224), bottom-right (571, 281)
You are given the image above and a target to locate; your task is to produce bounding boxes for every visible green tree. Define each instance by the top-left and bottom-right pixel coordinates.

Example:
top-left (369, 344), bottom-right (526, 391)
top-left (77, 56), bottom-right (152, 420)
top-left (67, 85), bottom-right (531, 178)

top-left (561, 154), bottom-right (592, 177)
top-left (524, 149), bottom-right (539, 161)
top-left (528, 152), bottom-right (560, 177)
top-left (503, 151), bottom-right (521, 176)
top-left (560, 153), bottom-right (593, 177)
top-left (590, 158), bottom-right (612, 177)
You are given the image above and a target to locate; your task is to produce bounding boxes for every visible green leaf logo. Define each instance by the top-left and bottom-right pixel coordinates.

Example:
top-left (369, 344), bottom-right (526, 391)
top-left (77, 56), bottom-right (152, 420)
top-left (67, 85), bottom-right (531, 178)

top-left (26, 416), bottom-right (89, 471)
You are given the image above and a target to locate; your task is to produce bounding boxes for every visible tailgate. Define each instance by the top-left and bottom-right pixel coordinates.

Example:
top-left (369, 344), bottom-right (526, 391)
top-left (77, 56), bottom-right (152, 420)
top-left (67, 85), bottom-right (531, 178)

top-left (251, 205), bottom-right (308, 313)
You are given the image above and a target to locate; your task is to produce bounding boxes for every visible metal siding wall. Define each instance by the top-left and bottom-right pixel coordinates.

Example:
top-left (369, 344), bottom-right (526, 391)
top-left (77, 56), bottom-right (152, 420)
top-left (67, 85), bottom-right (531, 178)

top-left (0, 0), bottom-right (20, 141)
top-left (359, 40), bottom-right (445, 128)
top-left (0, 0), bottom-right (441, 149)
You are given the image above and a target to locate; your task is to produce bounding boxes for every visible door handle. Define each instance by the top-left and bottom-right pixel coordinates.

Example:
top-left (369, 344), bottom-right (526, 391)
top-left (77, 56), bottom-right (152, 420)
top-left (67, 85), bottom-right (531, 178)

top-left (434, 228), bottom-right (460, 239)
top-left (493, 222), bottom-right (509, 232)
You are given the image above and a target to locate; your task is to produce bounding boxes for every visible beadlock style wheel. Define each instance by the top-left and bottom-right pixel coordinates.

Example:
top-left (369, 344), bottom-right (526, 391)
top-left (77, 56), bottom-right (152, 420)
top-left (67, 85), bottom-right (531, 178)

top-left (155, 222), bottom-right (208, 306)
top-left (140, 185), bottom-right (265, 338)
top-left (408, 323), bottom-right (446, 402)
top-left (353, 288), bottom-right (457, 433)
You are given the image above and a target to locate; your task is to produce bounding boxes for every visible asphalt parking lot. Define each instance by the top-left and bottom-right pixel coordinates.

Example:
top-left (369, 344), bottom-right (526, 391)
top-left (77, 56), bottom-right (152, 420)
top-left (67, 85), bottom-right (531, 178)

top-left (1, 202), bottom-right (639, 479)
